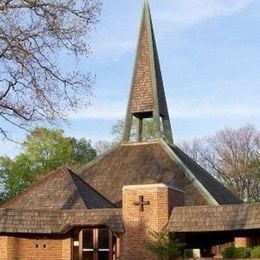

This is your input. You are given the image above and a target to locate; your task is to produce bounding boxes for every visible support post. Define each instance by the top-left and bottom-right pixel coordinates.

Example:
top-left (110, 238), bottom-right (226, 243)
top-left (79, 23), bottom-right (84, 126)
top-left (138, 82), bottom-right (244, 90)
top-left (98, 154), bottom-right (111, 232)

top-left (137, 118), bottom-right (143, 142)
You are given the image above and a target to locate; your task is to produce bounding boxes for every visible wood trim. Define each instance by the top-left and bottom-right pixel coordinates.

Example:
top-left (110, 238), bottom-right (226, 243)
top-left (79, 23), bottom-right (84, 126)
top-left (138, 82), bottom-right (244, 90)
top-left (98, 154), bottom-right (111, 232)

top-left (109, 230), bottom-right (113, 260)
top-left (77, 228), bottom-right (114, 260)
top-left (94, 229), bottom-right (98, 260)
top-left (116, 236), bottom-right (120, 260)
top-left (79, 230), bottom-right (83, 260)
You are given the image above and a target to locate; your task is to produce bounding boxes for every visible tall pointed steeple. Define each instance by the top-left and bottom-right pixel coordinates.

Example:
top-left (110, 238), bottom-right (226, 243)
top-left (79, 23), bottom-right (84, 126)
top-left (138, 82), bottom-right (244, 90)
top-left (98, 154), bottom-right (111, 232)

top-left (123, 1), bottom-right (173, 144)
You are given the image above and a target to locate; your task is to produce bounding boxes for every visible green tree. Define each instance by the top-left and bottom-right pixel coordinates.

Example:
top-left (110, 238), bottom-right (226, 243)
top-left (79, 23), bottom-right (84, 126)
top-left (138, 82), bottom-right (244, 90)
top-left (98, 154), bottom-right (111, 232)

top-left (0, 127), bottom-right (97, 200)
top-left (94, 140), bottom-right (115, 155)
top-left (22, 128), bottom-right (74, 174)
top-left (69, 137), bottom-right (97, 168)
top-left (94, 119), bottom-right (155, 155)
top-left (111, 118), bottom-right (155, 142)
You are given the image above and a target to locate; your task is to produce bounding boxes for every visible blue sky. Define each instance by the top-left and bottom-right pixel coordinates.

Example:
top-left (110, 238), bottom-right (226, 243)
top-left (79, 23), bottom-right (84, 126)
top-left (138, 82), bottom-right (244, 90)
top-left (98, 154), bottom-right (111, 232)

top-left (1, 0), bottom-right (260, 157)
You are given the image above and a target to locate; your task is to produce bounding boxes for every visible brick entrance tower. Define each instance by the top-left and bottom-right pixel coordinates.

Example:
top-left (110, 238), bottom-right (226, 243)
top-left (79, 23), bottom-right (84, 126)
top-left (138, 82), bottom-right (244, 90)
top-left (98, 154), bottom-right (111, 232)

top-left (121, 184), bottom-right (184, 260)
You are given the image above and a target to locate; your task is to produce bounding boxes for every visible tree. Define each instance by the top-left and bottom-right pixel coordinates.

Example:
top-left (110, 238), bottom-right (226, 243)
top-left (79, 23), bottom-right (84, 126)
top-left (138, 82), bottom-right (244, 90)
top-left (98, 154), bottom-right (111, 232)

top-left (0, 127), bottom-right (97, 200)
top-left (146, 231), bottom-right (185, 260)
top-left (93, 119), bottom-right (155, 155)
top-left (180, 124), bottom-right (260, 202)
top-left (94, 140), bottom-right (115, 155)
top-left (111, 118), bottom-right (155, 143)
top-left (69, 137), bottom-right (97, 168)
top-left (0, 0), bottom-right (102, 139)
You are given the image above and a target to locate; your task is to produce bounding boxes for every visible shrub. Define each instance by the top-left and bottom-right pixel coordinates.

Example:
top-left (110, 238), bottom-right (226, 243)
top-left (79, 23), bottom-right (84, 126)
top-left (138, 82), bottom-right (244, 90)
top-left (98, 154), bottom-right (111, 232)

top-left (233, 247), bottom-right (251, 258)
top-left (251, 246), bottom-right (260, 258)
top-left (221, 246), bottom-right (236, 258)
top-left (221, 246), bottom-right (252, 258)
top-left (184, 249), bottom-right (193, 258)
top-left (146, 231), bottom-right (186, 260)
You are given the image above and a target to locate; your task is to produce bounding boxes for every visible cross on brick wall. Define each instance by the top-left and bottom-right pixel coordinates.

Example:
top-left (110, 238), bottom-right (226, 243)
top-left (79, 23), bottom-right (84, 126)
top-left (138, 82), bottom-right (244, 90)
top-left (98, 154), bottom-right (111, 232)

top-left (133, 195), bottom-right (150, 212)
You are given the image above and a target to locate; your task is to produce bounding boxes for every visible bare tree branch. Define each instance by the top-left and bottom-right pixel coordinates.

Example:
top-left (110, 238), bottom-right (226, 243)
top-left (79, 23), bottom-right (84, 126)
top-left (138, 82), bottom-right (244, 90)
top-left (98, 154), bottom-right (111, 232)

top-left (180, 124), bottom-right (260, 202)
top-left (0, 0), bottom-right (102, 139)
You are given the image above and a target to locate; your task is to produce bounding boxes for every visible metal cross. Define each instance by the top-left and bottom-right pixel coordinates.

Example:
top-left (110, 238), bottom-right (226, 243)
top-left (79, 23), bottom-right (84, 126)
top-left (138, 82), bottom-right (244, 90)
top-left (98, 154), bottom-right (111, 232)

top-left (133, 195), bottom-right (150, 212)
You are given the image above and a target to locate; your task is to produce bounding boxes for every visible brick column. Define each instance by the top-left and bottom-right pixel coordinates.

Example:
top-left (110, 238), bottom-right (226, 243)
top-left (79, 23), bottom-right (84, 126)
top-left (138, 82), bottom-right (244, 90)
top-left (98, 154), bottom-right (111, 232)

top-left (121, 183), bottom-right (171, 260)
top-left (62, 237), bottom-right (72, 260)
top-left (234, 237), bottom-right (250, 247)
top-left (0, 236), bottom-right (8, 260)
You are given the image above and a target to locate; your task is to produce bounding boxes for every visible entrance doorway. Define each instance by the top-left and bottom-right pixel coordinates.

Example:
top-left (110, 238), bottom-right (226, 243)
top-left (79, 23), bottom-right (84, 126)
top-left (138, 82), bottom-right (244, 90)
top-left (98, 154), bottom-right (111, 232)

top-left (77, 228), bottom-right (116, 260)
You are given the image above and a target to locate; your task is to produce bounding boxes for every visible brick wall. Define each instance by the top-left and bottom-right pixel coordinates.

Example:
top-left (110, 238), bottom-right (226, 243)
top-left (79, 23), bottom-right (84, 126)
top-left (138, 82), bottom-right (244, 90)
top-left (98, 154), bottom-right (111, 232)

top-left (0, 235), bottom-right (71, 260)
top-left (0, 236), bottom-right (8, 260)
top-left (62, 237), bottom-right (72, 260)
top-left (234, 237), bottom-right (250, 248)
top-left (121, 183), bottom-right (177, 260)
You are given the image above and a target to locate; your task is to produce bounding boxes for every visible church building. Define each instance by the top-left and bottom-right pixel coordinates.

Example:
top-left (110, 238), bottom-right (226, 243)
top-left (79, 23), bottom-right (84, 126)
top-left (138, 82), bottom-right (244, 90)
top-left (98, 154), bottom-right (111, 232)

top-left (0, 2), bottom-right (259, 260)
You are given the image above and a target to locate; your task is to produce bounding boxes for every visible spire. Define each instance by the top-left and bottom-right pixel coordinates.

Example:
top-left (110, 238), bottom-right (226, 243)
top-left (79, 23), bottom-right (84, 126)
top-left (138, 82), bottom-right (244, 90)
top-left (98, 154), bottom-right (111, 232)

top-left (123, 1), bottom-right (173, 144)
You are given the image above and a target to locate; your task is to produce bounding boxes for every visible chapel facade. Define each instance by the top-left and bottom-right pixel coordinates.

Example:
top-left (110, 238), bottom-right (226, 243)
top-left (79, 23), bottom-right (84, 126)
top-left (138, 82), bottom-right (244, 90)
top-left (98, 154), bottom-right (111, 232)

top-left (0, 2), bottom-right (259, 260)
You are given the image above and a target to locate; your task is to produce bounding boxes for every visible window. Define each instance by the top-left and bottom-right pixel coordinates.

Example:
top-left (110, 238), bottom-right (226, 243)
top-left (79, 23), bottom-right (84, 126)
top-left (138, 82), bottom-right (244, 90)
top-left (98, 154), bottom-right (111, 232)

top-left (73, 228), bottom-right (117, 260)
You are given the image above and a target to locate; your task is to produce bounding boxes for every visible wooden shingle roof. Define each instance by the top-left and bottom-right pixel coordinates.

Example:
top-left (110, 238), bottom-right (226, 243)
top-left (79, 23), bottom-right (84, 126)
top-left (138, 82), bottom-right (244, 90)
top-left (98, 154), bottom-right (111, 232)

top-left (0, 208), bottom-right (123, 234)
top-left (80, 140), bottom-right (241, 207)
top-left (168, 203), bottom-right (260, 232)
top-left (170, 145), bottom-right (242, 205)
top-left (2, 167), bottom-right (115, 210)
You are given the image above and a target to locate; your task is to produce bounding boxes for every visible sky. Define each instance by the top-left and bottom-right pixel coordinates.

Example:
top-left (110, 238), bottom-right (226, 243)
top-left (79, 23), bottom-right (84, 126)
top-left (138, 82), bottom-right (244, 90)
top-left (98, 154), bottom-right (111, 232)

top-left (1, 0), bottom-right (260, 157)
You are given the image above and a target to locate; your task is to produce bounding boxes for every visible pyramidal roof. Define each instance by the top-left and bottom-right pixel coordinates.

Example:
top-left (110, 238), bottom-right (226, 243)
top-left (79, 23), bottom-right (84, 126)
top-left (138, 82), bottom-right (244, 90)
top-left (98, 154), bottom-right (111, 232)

top-left (80, 2), bottom-right (241, 207)
top-left (81, 140), bottom-right (242, 207)
top-left (3, 167), bottom-right (115, 210)
top-left (123, 1), bottom-right (173, 144)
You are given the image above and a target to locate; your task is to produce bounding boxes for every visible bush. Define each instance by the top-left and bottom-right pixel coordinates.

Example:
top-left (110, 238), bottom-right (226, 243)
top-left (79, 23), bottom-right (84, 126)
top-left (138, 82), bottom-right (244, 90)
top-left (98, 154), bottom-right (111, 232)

top-left (233, 247), bottom-right (252, 258)
top-left (251, 246), bottom-right (260, 258)
top-left (184, 249), bottom-right (193, 258)
top-left (221, 246), bottom-right (252, 258)
top-left (221, 246), bottom-right (236, 258)
top-left (146, 231), bottom-right (186, 260)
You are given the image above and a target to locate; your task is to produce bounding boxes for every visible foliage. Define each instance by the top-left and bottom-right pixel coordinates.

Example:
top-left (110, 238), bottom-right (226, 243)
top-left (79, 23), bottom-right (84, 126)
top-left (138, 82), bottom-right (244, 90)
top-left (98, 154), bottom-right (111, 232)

top-left (0, 0), bottom-right (102, 140)
top-left (94, 119), bottom-right (155, 155)
top-left (221, 246), bottom-right (237, 258)
top-left (146, 231), bottom-right (185, 260)
top-left (221, 246), bottom-right (253, 258)
top-left (111, 118), bottom-right (155, 143)
top-left (0, 127), bottom-right (96, 200)
top-left (69, 137), bottom-right (97, 168)
top-left (180, 124), bottom-right (260, 202)
top-left (94, 140), bottom-right (116, 155)
top-left (251, 246), bottom-right (260, 258)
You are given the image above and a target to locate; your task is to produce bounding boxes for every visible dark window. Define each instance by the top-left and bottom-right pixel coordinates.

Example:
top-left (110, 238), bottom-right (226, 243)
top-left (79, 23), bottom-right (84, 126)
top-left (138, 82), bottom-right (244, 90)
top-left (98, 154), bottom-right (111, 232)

top-left (74, 228), bottom-right (115, 260)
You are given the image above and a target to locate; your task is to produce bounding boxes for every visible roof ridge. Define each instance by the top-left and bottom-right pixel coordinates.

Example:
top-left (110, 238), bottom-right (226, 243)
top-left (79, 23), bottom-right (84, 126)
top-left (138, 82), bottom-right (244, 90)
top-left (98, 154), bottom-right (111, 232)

top-left (70, 171), bottom-right (116, 208)
top-left (171, 144), bottom-right (242, 204)
top-left (158, 139), bottom-right (219, 205)
top-left (1, 166), bottom-right (70, 208)
top-left (173, 146), bottom-right (233, 186)
top-left (66, 168), bottom-right (88, 209)
top-left (172, 203), bottom-right (258, 212)
top-left (79, 144), bottom-right (120, 174)
top-left (121, 140), bottom-right (160, 146)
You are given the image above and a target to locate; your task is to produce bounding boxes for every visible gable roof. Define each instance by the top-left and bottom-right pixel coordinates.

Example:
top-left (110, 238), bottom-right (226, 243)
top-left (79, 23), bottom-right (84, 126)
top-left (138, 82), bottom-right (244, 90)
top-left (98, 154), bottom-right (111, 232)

top-left (0, 208), bottom-right (123, 234)
top-left (168, 203), bottom-right (260, 232)
top-left (2, 167), bottom-right (115, 210)
top-left (80, 140), bottom-right (241, 207)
